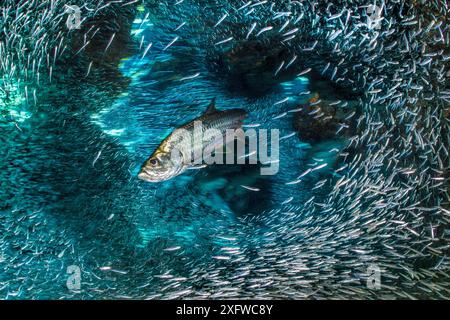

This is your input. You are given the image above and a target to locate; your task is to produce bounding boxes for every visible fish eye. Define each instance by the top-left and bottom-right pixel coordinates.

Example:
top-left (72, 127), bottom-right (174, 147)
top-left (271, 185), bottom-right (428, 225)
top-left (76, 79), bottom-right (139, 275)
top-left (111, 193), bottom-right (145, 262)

top-left (149, 158), bottom-right (158, 166)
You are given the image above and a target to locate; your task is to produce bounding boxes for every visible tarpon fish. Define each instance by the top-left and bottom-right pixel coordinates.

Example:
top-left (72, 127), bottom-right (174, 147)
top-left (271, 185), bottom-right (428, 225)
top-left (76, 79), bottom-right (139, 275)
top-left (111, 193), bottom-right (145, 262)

top-left (138, 98), bottom-right (247, 182)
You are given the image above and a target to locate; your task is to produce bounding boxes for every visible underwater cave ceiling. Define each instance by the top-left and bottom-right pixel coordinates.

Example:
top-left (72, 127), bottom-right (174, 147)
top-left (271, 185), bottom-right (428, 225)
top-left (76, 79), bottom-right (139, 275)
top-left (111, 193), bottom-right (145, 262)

top-left (0, 0), bottom-right (449, 299)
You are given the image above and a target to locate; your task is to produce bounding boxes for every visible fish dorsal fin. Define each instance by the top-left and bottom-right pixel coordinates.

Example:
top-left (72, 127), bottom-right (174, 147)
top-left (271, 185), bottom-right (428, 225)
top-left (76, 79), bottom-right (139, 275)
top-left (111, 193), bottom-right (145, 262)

top-left (204, 98), bottom-right (217, 115)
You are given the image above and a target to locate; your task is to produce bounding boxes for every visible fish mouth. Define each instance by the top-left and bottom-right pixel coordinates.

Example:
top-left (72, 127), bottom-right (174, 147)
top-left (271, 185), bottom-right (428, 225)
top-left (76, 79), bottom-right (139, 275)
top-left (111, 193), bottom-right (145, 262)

top-left (138, 169), bottom-right (162, 182)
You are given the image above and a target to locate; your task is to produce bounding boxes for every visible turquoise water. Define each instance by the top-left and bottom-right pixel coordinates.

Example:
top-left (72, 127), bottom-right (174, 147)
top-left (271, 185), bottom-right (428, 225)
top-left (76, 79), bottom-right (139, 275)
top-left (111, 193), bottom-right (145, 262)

top-left (0, 1), bottom-right (449, 299)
